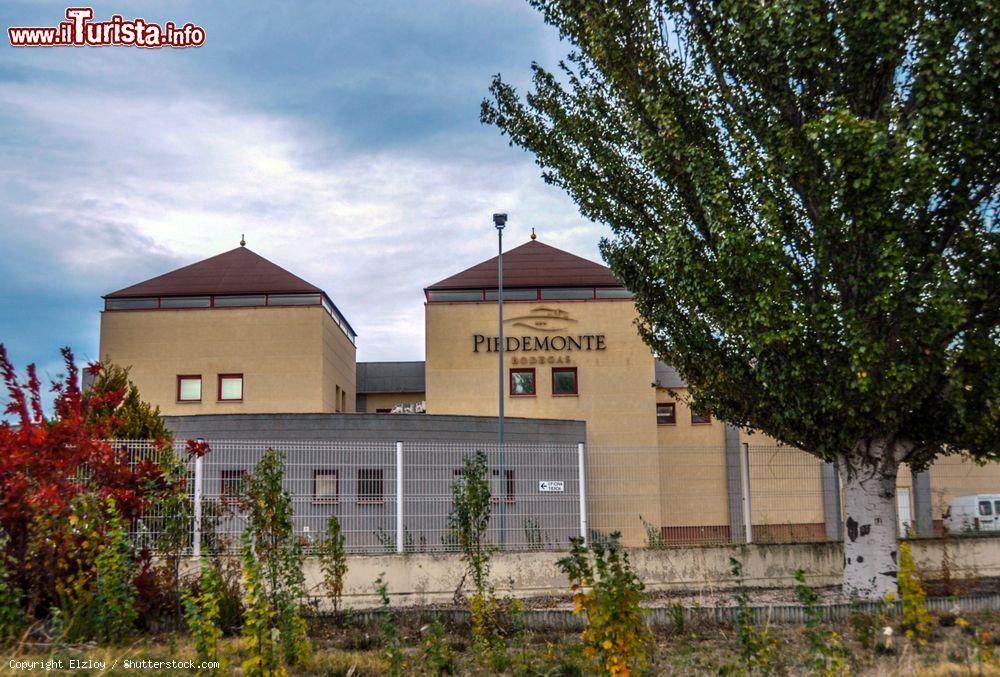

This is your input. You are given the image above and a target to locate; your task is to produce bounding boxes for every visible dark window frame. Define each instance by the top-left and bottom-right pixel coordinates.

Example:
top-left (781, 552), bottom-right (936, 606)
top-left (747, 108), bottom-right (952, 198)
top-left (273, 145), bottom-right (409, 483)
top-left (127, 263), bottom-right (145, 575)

top-left (656, 402), bottom-right (677, 425)
top-left (313, 469), bottom-right (340, 505)
top-left (509, 368), bottom-right (536, 397)
top-left (177, 374), bottom-right (202, 402)
top-left (217, 373), bottom-right (244, 402)
top-left (551, 366), bottom-right (579, 396)
top-left (491, 469), bottom-right (516, 504)
top-left (357, 468), bottom-right (385, 505)
top-left (691, 410), bottom-right (712, 425)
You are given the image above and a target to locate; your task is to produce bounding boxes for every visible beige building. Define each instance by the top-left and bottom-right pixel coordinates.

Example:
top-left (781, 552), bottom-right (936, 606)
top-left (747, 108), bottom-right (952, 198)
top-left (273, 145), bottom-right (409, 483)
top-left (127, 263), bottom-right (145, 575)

top-left (100, 244), bottom-right (357, 416)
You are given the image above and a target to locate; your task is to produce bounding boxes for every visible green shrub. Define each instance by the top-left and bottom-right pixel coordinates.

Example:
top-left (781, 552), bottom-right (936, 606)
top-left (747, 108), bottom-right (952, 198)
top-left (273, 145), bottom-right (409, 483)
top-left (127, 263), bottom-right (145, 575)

top-left (558, 533), bottom-right (651, 676)
top-left (318, 515), bottom-right (348, 614)
top-left (421, 617), bottom-right (456, 675)
top-left (91, 499), bottom-right (138, 643)
top-left (794, 569), bottom-right (848, 675)
top-left (0, 528), bottom-right (25, 639)
top-left (374, 573), bottom-right (405, 676)
top-left (730, 557), bottom-right (777, 674)
top-left (240, 448), bottom-right (310, 670)
top-left (898, 541), bottom-right (932, 645)
top-left (183, 557), bottom-right (226, 674)
top-left (241, 527), bottom-right (284, 677)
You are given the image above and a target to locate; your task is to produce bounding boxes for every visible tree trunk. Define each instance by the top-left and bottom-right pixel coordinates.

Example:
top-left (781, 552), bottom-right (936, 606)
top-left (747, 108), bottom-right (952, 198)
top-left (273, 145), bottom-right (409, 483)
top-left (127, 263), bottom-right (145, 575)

top-left (840, 444), bottom-right (905, 600)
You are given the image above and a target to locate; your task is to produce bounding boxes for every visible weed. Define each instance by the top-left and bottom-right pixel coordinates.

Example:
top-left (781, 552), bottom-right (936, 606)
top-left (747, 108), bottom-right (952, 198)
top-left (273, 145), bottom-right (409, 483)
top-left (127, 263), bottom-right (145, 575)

top-left (421, 617), bottom-right (457, 675)
top-left (318, 515), bottom-right (348, 614)
top-left (898, 541), bottom-right (932, 645)
top-left (730, 557), bottom-right (777, 674)
top-left (639, 515), bottom-right (666, 549)
top-left (182, 556), bottom-right (226, 674)
top-left (794, 569), bottom-right (849, 675)
top-left (374, 573), bottom-right (405, 676)
top-left (558, 532), bottom-right (651, 676)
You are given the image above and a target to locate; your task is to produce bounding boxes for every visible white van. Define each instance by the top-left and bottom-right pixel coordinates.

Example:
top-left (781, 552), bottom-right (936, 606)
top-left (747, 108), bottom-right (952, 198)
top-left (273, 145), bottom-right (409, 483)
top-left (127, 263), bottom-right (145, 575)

top-left (943, 494), bottom-right (1000, 533)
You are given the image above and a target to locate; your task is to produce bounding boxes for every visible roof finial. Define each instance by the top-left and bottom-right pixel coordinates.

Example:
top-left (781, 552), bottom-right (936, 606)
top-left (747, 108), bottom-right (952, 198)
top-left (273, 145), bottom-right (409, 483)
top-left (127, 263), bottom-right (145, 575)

top-left (530, 227), bottom-right (537, 241)
top-left (240, 234), bottom-right (246, 247)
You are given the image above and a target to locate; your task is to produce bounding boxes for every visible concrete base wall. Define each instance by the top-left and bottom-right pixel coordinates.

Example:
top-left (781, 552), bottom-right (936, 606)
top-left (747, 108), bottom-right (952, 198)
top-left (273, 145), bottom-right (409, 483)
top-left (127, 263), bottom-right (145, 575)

top-left (294, 536), bottom-right (1000, 608)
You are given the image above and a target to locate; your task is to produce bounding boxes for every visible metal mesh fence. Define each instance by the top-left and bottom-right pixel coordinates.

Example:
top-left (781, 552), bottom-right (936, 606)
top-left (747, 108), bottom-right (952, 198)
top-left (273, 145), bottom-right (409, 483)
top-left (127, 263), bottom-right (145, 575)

top-left (107, 440), bottom-right (1000, 555)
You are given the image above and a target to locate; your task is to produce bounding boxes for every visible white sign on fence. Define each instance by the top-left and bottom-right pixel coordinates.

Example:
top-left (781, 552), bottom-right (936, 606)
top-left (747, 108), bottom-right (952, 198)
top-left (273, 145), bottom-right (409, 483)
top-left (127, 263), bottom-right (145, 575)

top-left (538, 480), bottom-right (565, 492)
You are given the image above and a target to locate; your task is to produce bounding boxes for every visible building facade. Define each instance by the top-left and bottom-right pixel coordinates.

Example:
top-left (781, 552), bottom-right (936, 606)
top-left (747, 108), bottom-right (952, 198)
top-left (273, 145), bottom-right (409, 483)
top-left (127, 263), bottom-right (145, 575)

top-left (99, 245), bottom-right (357, 416)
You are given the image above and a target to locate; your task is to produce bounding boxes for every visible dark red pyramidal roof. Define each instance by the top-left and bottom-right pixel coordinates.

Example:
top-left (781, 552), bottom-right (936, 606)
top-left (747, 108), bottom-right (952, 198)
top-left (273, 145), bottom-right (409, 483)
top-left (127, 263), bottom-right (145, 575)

top-left (104, 246), bottom-right (322, 298)
top-left (425, 240), bottom-right (622, 290)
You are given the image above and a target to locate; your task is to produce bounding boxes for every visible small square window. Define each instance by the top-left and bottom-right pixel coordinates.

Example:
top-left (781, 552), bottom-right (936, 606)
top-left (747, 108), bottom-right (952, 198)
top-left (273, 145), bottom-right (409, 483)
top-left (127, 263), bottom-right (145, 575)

top-left (357, 468), bottom-right (385, 504)
top-left (691, 409), bottom-right (712, 424)
top-left (177, 375), bottom-right (202, 402)
top-left (218, 374), bottom-right (243, 401)
top-left (314, 470), bottom-right (339, 504)
top-left (221, 469), bottom-right (245, 501)
top-left (552, 367), bottom-right (578, 396)
top-left (510, 368), bottom-right (536, 396)
top-left (656, 402), bottom-right (676, 425)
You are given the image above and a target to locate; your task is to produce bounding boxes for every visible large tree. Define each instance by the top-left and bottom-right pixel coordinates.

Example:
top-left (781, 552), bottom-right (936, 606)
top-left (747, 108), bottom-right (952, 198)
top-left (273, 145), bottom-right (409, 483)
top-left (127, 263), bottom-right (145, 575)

top-left (483, 0), bottom-right (999, 598)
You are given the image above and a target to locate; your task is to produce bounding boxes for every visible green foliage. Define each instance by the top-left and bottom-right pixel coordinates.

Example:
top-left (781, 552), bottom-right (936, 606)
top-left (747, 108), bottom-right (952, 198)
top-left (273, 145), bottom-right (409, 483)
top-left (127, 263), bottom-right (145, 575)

top-left (240, 528), bottom-right (284, 677)
top-left (730, 557), bottom-right (777, 674)
top-left (183, 557), bottom-right (226, 674)
top-left (91, 499), bottom-right (138, 644)
top-left (0, 528), bottom-right (26, 640)
top-left (448, 450), bottom-right (492, 591)
top-left (898, 541), bottom-right (932, 644)
top-left (421, 618), bottom-right (457, 675)
top-left (667, 603), bottom-right (685, 635)
top-left (240, 448), bottom-right (310, 670)
top-left (794, 570), bottom-right (849, 675)
top-left (318, 515), bottom-right (348, 614)
top-left (848, 598), bottom-right (891, 651)
top-left (558, 533), bottom-right (651, 676)
top-left (374, 573), bottom-right (405, 676)
top-left (84, 361), bottom-right (171, 441)
top-left (483, 0), bottom-right (1000, 470)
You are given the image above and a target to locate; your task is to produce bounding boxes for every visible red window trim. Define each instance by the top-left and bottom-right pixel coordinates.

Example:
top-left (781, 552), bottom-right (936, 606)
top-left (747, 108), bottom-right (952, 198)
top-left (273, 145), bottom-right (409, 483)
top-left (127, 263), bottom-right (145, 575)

top-left (691, 411), bottom-right (712, 425)
top-left (313, 468), bottom-right (340, 505)
top-left (656, 402), bottom-right (677, 425)
top-left (509, 367), bottom-right (536, 397)
top-left (176, 374), bottom-right (202, 402)
top-left (551, 366), bottom-right (579, 396)
top-left (217, 373), bottom-right (244, 402)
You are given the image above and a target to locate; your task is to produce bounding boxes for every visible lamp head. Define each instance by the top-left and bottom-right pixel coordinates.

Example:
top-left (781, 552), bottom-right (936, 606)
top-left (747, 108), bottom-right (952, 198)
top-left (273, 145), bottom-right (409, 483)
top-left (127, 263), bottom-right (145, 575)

top-left (493, 213), bottom-right (508, 230)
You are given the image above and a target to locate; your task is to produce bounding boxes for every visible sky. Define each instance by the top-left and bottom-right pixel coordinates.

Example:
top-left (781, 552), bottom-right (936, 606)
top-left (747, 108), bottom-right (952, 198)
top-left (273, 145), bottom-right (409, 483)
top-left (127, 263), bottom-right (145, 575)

top-left (0, 0), bottom-right (610, 386)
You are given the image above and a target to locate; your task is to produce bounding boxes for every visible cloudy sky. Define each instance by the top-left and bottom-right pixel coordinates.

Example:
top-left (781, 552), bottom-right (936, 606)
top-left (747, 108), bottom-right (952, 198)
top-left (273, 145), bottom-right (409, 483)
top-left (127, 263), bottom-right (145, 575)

top-left (0, 1), bottom-right (609, 384)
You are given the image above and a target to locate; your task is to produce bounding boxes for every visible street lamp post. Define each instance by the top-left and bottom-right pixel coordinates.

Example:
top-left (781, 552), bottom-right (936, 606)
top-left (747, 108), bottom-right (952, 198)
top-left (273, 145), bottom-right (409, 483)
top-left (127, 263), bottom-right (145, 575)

top-left (493, 212), bottom-right (507, 546)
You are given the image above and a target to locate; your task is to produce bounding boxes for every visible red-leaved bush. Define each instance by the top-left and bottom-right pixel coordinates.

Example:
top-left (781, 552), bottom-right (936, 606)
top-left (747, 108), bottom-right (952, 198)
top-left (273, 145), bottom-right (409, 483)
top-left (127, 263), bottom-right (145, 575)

top-left (0, 345), bottom-right (177, 616)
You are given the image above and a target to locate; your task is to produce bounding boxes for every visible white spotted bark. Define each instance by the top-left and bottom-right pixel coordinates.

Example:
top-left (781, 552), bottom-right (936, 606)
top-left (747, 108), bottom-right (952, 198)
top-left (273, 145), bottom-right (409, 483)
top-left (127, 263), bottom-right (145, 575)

top-left (839, 439), bottom-right (911, 600)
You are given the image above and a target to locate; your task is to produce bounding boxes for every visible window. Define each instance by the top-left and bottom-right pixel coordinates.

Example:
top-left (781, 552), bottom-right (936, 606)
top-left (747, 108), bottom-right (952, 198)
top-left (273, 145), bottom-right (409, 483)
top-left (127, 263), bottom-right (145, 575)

top-left (177, 375), bottom-right (202, 402)
top-left (341, 389), bottom-right (346, 412)
top-left (509, 368), bottom-right (536, 396)
top-left (491, 469), bottom-right (516, 503)
top-left (218, 374), bottom-right (243, 401)
top-left (221, 470), bottom-right (245, 501)
top-left (595, 288), bottom-right (634, 299)
top-left (160, 296), bottom-right (211, 308)
top-left (314, 470), bottom-right (339, 504)
top-left (552, 367), bottom-right (578, 395)
top-left (335, 385), bottom-right (341, 412)
top-left (375, 408), bottom-right (391, 413)
top-left (485, 289), bottom-right (538, 301)
top-left (357, 468), bottom-right (385, 504)
top-left (426, 290), bottom-right (484, 302)
top-left (540, 287), bottom-right (594, 300)
top-left (267, 293), bottom-right (321, 306)
top-left (691, 410), bottom-right (712, 424)
top-left (979, 501), bottom-right (993, 516)
top-left (214, 295), bottom-right (266, 307)
top-left (656, 402), bottom-right (676, 425)
top-left (106, 297), bottom-right (158, 310)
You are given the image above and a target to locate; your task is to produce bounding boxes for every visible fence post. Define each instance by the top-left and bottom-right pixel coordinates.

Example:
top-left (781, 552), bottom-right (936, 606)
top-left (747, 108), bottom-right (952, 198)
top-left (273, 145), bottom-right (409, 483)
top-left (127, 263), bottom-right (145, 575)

top-left (396, 441), bottom-right (404, 554)
top-left (739, 442), bottom-right (753, 544)
top-left (577, 442), bottom-right (588, 545)
top-left (192, 453), bottom-right (203, 558)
